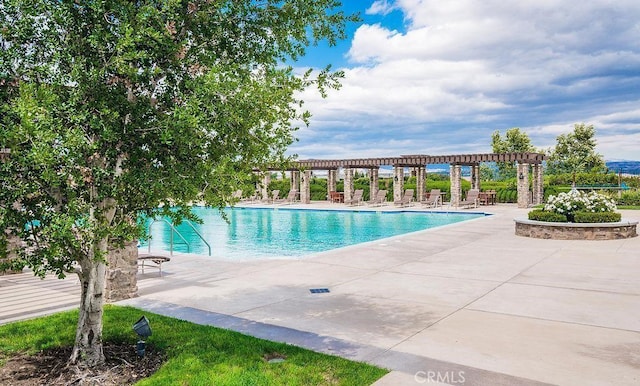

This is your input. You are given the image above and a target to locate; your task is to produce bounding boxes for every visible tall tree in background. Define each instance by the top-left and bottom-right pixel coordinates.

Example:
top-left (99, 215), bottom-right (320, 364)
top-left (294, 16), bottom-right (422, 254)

top-left (0, 0), bottom-right (356, 367)
top-left (491, 128), bottom-right (536, 179)
top-left (546, 123), bottom-right (606, 178)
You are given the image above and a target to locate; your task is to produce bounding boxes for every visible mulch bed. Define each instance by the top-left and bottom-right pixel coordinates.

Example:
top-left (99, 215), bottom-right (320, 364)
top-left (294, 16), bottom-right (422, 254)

top-left (0, 342), bottom-right (165, 385)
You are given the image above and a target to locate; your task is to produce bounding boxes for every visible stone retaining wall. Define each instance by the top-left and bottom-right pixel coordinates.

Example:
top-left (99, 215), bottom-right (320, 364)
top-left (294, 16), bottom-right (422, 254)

top-left (515, 218), bottom-right (638, 240)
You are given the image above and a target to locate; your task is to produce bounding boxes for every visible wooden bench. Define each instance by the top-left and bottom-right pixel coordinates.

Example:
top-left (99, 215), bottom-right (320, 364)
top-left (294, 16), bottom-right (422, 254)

top-left (138, 255), bottom-right (171, 276)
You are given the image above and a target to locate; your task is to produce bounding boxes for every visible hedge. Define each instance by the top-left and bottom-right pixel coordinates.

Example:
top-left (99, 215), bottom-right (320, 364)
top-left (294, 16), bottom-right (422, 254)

top-left (616, 191), bottom-right (640, 206)
top-left (527, 209), bottom-right (567, 222)
top-left (573, 211), bottom-right (622, 223)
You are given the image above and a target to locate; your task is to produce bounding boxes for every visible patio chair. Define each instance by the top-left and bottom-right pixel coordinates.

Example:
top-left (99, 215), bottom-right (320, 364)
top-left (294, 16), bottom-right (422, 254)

top-left (329, 191), bottom-right (344, 203)
top-left (459, 189), bottom-right (479, 209)
top-left (369, 189), bottom-right (388, 206)
top-left (395, 189), bottom-right (415, 207)
top-left (346, 189), bottom-right (364, 206)
top-left (276, 189), bottom-right (298, 205)
top-left (422, 189), bottom-right (441, 208)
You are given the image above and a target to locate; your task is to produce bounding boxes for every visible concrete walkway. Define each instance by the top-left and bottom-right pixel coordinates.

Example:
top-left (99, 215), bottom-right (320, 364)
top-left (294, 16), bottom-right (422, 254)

top-left (1, 203), bottom-right (639, 385)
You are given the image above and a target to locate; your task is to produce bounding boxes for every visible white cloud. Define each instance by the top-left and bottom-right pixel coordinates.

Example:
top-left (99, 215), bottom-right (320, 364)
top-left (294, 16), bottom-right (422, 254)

top-left (366, 0), bottom-right (397, 16)
top-left (290, 1), bottom-right (640, 161)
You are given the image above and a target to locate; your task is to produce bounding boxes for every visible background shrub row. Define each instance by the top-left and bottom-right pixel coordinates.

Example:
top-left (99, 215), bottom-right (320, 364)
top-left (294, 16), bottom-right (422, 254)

top-left (262, 174), bottom-right (639, 206)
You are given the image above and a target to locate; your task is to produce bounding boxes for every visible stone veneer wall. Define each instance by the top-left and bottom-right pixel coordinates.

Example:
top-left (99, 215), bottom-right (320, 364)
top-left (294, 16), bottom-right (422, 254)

top-left (515, 219), bottom-right (638, 240)
top-left (105, 241), bottom-right (139, 302)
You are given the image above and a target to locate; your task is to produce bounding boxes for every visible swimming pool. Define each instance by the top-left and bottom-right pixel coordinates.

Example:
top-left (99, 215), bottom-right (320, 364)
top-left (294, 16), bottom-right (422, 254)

top-left (140, 207), bottom-right (486, 259)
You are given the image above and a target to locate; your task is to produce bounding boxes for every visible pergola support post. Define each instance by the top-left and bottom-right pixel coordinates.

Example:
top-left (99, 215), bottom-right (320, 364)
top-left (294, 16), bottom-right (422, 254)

top-left (517, 162), bottom-right (530, 208)
top-left (393, 166), bottom-right (404, 203)
top-left (369, 167), bottom-right (379, 202)
top-left (290, 170), bottom-right (300, 193)
top-left (300, 170), bottom-right (311, 204)
top-left (260, 172), bottom-right (271, 201)
top-left (471, 164), bottom-right (481, 190)
top-left (450, 164), bottom-right (462, 207)
top-left (327, 169), bottom-right (338, 201)
top-left (532, 163), bottom-right (544, 205)
top-left (415, 166), bottom-right (426, 202)
top-left (344, 168), bottom-right (354, 202)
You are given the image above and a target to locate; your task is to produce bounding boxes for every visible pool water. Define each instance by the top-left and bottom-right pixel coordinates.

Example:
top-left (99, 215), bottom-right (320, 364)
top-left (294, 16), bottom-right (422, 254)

top-left (140, 207), bottom-right (485, 259)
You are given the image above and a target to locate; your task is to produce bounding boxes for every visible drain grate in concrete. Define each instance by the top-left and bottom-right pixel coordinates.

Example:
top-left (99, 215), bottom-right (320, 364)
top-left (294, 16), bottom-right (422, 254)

top-left (309, 288), bottom-right (330, 294)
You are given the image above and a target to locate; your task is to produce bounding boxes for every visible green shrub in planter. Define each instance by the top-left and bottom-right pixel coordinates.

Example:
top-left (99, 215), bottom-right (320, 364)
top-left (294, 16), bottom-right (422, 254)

top-left (527, 209), bottom-right (567, 222)
top-left (573, 211), bottom-right (621, 223)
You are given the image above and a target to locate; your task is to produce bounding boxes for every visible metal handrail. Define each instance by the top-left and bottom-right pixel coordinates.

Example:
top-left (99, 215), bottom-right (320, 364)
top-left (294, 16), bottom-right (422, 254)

top-left (184, 220), bottom-right (212, 256)
top-left (148, 219), bottom-right (190, 256)
top-left (147, 218), bottom-right (212, 257)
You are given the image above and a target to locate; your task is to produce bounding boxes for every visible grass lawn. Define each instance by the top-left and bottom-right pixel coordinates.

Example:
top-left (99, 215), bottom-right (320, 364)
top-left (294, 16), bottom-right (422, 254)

top-left (0, 305), bottom-right (388, 385)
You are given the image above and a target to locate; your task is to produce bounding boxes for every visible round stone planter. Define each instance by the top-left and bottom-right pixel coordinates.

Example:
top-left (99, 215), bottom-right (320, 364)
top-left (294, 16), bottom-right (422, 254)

top-left (514, 218), bottom-right (638, 240)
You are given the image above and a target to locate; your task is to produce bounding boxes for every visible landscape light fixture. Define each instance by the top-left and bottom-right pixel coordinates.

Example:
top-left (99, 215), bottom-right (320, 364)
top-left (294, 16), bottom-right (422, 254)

top-left (518, 172), bottom-right (525, 180)
top-left (133, 315), bottom-right (152, 357)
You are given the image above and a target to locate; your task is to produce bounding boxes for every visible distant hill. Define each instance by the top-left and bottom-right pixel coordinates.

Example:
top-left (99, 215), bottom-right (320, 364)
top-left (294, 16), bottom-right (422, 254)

top-left (606, 161), bottom-right (640, 175)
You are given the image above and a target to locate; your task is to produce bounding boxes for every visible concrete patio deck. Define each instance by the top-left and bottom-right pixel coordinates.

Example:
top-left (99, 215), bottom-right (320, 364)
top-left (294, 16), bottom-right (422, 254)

top-left (1, 203), bottom-right (639, 385)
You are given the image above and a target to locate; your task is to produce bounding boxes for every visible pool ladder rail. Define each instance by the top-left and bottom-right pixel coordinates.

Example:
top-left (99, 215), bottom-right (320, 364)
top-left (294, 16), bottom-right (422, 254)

top-left (147, 219), bottom-right (212, 256)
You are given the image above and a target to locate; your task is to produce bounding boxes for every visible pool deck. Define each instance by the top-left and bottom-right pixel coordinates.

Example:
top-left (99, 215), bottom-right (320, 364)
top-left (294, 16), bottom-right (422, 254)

top-left (1, 203), bottom-right (639, 385)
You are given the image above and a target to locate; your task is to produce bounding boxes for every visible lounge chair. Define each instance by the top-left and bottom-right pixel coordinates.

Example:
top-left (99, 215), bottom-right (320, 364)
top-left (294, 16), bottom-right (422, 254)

top-left (459, 189), bottom-right (479, 209)
top-left (346, 189), bottom-right (364, 206)
top-left (369, 189), bottom-right (388, 206)
top-left (395, 189), bottom-right (414, 207)
top-left (422, 189), bottom-right (441, 208)
top-left (276, 189), bottom-right (298, 204)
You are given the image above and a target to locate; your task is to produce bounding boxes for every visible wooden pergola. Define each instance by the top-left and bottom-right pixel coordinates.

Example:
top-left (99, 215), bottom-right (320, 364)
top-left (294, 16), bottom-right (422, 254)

top-left (258, 152), bottom-right (547, 208)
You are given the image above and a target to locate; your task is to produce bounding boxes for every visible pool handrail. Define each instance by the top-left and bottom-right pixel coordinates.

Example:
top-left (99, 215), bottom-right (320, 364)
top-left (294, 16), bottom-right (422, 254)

top-left (148, 219), bottom-right (191, 256)
top-left (183, 219), bottom-right (212, 256)
top-left (147, 218), bottom-right (212, 256)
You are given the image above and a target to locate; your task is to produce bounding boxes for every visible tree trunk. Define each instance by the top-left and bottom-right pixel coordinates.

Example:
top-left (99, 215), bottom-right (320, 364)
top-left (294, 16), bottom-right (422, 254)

top-left (69, 252), bottom-right (107, 366)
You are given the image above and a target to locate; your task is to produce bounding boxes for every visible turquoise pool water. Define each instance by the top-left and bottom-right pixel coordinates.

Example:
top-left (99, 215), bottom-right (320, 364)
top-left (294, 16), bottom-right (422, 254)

top-left (140, 207), bottom-right (486, 259)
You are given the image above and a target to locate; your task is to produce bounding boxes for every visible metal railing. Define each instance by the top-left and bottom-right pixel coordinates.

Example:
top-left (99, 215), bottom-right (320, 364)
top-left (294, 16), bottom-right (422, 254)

top-left (147, 218), bottom-right (211, 256)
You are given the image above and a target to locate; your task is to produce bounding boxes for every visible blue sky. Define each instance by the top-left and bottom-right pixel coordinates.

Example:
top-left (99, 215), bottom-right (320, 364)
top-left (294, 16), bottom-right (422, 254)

top-left (287, 0), bottom-right (640, 161)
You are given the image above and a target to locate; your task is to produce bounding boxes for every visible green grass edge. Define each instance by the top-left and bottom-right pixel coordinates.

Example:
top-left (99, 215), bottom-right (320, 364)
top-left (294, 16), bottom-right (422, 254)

top-left (0, 305), bottom-right (388, 385)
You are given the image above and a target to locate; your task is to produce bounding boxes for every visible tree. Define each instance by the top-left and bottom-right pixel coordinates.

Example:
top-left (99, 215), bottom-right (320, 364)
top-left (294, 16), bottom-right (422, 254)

top-left (0, 0), bottom-right (356, 367)
top-left (479, 164), bottom-right (496, 181)
top-left (546, 123), bottom-right (606, 178)
top-left (491, 128), bottom-right (536, 179)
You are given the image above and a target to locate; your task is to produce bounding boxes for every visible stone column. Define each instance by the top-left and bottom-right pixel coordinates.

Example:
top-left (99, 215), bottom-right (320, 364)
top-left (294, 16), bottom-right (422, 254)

top-left (369, 167), bottom-right (379, 202)
top-left (517, 162), bottom-right (530, 208)
top-left (260, 172), bottom-right (271, 201)
top-left (1, 233), bottom-right (23, 275)
top-left (290, 170), bottom-right (300, 193)
top-left (415, 166), bottom-right (426, 202)
top-left (532, 163), bottom-right (544, 205)
top-left (450, 164), bottom-right (462, 207)
top-left (327, 169), bottom-right (337, 200)
top-left (105, 241), bottom-right (138, 302)
top-left (343, 168), bottom-right (354, 202)
top-left (300, 170), bottom-right (311, 203)
top-left (393, 166), bottom-right (404, 203)
top-left (471, 164), bottom-right (481, 190)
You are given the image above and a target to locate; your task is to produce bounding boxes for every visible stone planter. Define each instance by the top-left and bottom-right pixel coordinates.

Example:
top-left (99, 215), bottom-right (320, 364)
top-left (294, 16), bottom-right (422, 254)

top-left (514, 218), bottom-right (638, 240)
